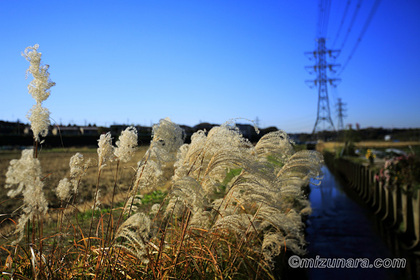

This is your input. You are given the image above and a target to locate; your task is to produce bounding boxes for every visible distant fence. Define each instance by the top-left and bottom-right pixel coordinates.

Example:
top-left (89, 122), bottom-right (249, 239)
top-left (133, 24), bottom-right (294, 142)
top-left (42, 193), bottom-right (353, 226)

top-left (323, 152), bottom-right (420, 251)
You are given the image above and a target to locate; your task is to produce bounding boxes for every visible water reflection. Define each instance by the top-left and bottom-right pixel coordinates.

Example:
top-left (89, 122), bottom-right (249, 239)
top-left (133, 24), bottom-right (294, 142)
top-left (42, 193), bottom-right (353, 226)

top-left (305, 166), bottom-right (406, 279)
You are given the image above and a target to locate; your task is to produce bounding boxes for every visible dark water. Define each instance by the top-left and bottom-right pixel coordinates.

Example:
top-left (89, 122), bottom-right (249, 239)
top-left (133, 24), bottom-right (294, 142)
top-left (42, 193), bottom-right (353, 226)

top-left (303, 165), bottom-right (410, 280)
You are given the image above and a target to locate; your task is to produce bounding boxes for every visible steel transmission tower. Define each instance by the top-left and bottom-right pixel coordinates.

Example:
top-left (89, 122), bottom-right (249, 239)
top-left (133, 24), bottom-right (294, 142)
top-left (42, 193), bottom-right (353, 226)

top-left (336, 98), bottom-right (347, 131)
top-left (305, 37), bottom-right (340, 134)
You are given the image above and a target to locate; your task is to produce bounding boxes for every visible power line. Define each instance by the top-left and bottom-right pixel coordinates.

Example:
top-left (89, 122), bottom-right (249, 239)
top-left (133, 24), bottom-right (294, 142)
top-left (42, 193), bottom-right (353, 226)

top-left (338, 0), bottom-right (382, 76)
top-left (331, 0), bottom-right (352, 48)
top-left (317, 0), bottom-right (332, 37)
top-left (317, 0), bottom-right (324, 36)
top-left (324, 0), bottom-right (332, 37)
top-left (338, 0), bottom-right (363, 51)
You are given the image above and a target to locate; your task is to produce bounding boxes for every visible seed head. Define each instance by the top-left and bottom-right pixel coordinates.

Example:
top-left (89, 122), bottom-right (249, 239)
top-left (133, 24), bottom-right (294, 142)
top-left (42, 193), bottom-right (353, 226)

top-left (69, 153), bottom-right (89, 192)
top-left (56, 178), bottom-right (72, 201)
top-left (115, 126), bottom-right (138, 162)
top-left (22, 44), bottom-right (55, 141)
top-left (5, 149), bottom-right (41, 198)
top-left (4, 149), bottom-right (48, 244)
top-left (27, 104), bottom-right (50, 141)
top-left (97, 132), bottom-right (114, 169)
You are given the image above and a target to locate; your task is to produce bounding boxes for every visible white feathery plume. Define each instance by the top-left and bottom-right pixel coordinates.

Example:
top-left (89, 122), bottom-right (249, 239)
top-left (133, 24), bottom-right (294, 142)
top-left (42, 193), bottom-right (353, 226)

top-left (167, 121), bottom-right (323, 265)
top-left (56, 178), bottom-right (72, 201)
top-left (115, 126), bottom-right (138, 162)
top-left (27, 104), bottom-right (50, 141)
top-left (116, 119), bottom-right (323, 267)
top-left (151, 117), bottom-right (185, 159)
top-left (114, 213), bottom-right (151, 263)
top-left (132, 118), bottom-right (184, 196)
top-left (22, 44), bottom-right (55, 141)
top-left (4, 149), bottom-right (48, 244)
top-left (255, 130), bottom-right (295, 167)
top-left (133, 159), bottom-right (163, 194)
top-left (5, 149), bottom-right (41, 198)
top-left (69, 153), bottom-right (90, 192)
top-left (97, 132), bottom-right (114, 170)
top-left (149, 203), bottom-right (161, 216)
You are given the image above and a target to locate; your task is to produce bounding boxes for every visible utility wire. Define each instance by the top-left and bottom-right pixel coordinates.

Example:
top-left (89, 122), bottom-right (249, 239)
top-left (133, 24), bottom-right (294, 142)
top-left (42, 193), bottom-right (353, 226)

top-left (317, 0), bottom-right (332, 38)
top-left (324, 0), bottom-right (332, 37)
top-left (331, 0), bottom-right (352, 48)
top-left (338, 0), bottom-right (382, 76)
top-left (339, 0), bottom-right (363, 51)
top-left (321, 0), bottom-right (332, 37)
top-left (317, 0), bottom-right (324, 37)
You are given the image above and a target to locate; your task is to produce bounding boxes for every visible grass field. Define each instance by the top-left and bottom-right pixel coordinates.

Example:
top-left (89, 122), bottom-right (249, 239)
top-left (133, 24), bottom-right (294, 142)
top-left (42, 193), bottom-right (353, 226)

top-left (0, 127), bottom-right (323, 279)
top-left (0, 146), bottom-right (176, 225)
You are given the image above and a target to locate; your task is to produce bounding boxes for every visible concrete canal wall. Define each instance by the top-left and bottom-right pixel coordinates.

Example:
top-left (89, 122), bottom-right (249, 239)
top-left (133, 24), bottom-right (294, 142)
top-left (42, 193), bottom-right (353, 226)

top-left (322, 151), bottom-right (420, 252)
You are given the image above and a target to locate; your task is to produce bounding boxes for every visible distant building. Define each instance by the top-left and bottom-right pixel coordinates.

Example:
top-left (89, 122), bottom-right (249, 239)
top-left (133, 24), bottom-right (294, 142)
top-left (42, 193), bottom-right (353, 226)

top-left (80, 126), bottom-right (99, 136)
top-left (52, 126), bottom-right (80, 136)
top-left (0, 121), bottom-right (26, 135)
top-left (110, 124), bottom-right (152, 136)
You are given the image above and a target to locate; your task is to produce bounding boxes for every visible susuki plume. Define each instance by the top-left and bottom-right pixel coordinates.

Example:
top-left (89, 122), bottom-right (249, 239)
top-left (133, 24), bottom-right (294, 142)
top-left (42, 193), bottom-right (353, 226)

top-left (166, 122), bottom-right (323, 265)
top-left (22, 44), bottom-right (55, 141)
top-left (27, 104), bottom-right (50, 141)
top-left (5, 149), bottom-right (41, 198)
top-left (97, 132), bottom-right (114, 170)
top-left (69, 153), bottom-right (90, 192)
top-left (133, 118), bottom-right (184, 194)
top-left (114, 126), bottom-right (138, 162)
top-left (5, 149), bottom-right (48, 244)
top-left (56, 178), bottom-right (72, 201)
top-left (151, 117), bottom-right (185, 160)
top-left (114, 213), bottom-right (151, 263)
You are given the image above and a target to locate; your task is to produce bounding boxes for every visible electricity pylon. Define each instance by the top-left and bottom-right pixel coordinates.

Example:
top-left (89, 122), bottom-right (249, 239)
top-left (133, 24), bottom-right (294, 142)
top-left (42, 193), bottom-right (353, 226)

top-left (336, 97), bottom-right (347, 131)
top-left (305, 37), bottom-right (340, 134)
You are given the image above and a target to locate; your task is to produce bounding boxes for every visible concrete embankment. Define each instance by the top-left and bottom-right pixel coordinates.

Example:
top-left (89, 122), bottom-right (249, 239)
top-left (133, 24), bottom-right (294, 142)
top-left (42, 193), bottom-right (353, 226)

top-left (321, 151), bottom-right (420, 252)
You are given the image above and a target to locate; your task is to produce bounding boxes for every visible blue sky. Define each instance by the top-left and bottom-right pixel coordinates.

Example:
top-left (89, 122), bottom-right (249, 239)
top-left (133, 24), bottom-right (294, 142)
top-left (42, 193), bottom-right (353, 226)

top-left (1, 0), bottom-right (419, 133)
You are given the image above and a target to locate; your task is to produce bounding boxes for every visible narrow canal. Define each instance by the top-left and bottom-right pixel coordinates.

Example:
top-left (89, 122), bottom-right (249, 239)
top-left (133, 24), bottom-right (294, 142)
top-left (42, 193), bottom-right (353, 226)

top-left (304, 165), bottom-right (409, 279)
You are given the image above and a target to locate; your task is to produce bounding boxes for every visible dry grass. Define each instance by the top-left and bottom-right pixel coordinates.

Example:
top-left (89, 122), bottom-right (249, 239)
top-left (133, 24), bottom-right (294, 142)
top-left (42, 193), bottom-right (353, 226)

top-left (0, 146), bottom-right (174, 222)
top-left (0, 121), bottom-right (322, 279)
top-left (2, 45), bottom-right (317, 279)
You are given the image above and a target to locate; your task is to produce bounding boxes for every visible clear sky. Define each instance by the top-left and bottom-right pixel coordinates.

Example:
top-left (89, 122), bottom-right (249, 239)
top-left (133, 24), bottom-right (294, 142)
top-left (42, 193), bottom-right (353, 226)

top-left (1, 0), bottom-right (419, 133)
